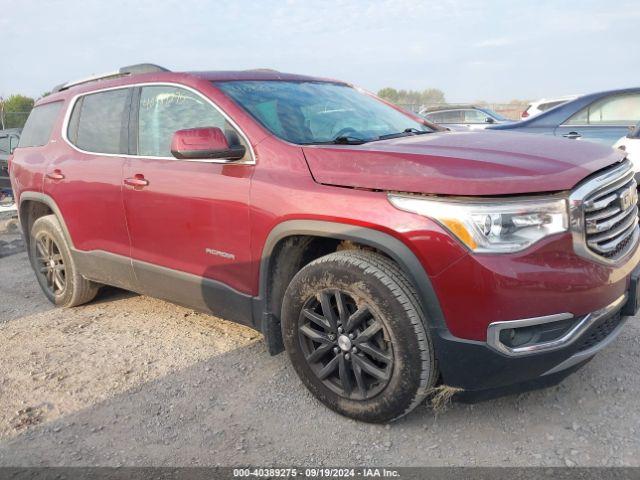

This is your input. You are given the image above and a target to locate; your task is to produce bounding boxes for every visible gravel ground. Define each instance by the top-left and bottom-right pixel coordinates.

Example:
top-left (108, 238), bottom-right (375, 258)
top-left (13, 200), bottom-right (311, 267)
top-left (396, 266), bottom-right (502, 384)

top-left (0, 222), bottom-right (639, 467)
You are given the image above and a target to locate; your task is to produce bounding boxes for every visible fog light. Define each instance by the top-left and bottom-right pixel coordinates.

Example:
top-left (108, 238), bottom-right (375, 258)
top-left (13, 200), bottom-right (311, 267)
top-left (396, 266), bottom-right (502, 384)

top-left (500, 327), bottom-right (535, 348)
top-left (496, 317), bottom-right (578, 350)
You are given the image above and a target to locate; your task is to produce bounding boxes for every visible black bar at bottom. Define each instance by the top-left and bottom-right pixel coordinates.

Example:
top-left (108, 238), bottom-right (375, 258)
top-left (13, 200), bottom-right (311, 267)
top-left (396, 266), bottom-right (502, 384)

top-left (0, 467), bottom-right (639, 480)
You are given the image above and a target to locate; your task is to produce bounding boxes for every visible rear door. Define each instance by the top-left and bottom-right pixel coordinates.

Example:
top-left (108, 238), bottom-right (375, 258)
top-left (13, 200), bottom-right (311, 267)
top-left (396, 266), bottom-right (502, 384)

top-left (46, 87), bottom-right (136, 289)
top-left (122, 84), bottom-right (254, 318)
top-left (555, 92), bottom-right (640, 146)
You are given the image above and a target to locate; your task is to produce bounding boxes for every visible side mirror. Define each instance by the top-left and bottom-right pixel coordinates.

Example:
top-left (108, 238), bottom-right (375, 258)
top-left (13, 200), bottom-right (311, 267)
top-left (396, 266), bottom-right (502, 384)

top-left (485, 117), bottom-right (496, 124)
top-left (170, 127), bottom-right (245, 161)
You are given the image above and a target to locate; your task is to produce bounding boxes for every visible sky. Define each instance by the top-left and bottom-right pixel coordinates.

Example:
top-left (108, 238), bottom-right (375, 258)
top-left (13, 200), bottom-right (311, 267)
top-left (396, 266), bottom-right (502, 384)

top-left (2, 0), bottom-right (639, 103)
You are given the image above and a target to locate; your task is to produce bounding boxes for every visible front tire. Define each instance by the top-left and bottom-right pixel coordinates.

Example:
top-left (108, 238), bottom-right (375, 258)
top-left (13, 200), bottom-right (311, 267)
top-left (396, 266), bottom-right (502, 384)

top-left (281, 250), bottom-right (437, 422)
top-left (29, 214), bottom-right (99, 307)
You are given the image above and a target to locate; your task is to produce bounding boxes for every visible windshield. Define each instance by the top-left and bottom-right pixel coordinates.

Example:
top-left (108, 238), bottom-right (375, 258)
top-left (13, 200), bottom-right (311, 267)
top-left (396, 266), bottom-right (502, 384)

top-left (630, 121), bottom-right (640, 139)
top-left (215, 81), bottom-right (431, 144)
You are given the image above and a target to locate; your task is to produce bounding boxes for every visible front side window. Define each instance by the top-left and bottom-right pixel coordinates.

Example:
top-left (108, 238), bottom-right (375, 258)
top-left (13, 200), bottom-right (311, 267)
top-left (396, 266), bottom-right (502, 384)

top-left (18, 102), bottom-right (63, 148)
top-left (567, 93), bottom-right (640, 126)
top-left (137, 86), bottom-right (246, 158)
top-left (216, 81), bottom-right (430, 144)
top-left (463, 109), bottom-right (490, 124)
top-left (67, 89), bottom-right (131, 154)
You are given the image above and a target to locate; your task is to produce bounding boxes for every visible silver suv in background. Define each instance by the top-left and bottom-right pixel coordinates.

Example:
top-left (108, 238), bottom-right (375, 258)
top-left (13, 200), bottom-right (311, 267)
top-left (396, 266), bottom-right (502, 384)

top-left (419, 105), bottom-right (512, 130)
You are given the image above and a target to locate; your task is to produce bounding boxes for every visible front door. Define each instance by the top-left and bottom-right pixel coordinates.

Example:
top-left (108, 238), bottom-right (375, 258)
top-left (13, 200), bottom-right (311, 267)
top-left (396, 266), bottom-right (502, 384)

top-left (122, 84), bottom-right (254, 321)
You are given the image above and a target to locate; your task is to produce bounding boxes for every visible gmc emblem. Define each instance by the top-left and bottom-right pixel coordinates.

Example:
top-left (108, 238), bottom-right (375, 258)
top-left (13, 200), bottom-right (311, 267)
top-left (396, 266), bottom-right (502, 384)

top-left (620, 185), bottom-right (638, 211)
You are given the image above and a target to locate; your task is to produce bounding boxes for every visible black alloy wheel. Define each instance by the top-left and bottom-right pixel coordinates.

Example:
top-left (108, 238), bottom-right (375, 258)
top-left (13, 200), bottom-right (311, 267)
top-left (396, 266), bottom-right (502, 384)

top-left (282, 250), bottom-right (438, 422)
top-left (298, 289), bottom-right (394, 400)
top-left (29, 214), bottom-right (99, 307)
top-left (34, 231), bottom-right (67, 296)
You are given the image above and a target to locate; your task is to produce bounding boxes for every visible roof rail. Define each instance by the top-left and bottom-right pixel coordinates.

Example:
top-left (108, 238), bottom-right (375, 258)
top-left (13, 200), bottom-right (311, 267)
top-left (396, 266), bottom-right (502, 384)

top-left (52, 63), bottom-right (170, 93)
top-left (119, 63), bottom-right (170, 75)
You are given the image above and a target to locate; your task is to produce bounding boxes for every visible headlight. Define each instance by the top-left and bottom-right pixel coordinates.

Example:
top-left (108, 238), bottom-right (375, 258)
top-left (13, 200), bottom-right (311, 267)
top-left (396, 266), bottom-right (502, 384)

top-left (388, 194), bottom-right (568, 253)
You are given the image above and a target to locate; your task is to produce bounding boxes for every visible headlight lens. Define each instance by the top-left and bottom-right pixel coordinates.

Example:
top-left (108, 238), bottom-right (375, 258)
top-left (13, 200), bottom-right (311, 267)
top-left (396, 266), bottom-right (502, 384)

top-left (388, 194), bottom-right (568, 253)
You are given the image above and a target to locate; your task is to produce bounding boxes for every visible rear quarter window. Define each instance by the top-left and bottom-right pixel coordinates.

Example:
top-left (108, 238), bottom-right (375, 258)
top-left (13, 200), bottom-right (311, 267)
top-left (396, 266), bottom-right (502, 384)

top-left (18, 102), bottom-right (63, 148)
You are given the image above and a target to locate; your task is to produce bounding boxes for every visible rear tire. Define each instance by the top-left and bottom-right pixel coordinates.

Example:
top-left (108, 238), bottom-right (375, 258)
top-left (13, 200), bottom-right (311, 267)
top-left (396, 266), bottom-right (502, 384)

top-left (281, 250), bottom-right (437, 422)
top-left (29, 214), bottom-right (99, 307)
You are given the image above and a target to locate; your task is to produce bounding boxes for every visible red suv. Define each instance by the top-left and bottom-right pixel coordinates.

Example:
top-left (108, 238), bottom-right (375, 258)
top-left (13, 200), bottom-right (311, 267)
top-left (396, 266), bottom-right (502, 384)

top-left (9, 64), bottom-right (640, 422)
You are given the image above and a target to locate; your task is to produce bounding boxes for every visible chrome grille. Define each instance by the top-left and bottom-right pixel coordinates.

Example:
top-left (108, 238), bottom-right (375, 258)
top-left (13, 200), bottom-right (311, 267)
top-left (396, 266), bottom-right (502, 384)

top-left (571, 159), bottom-right (639, 262)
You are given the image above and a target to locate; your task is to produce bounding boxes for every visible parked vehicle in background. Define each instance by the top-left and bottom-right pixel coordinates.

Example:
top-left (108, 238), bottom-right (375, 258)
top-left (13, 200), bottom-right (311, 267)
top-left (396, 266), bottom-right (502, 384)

top-left (0, 129), bottom-right (20, 212)
top-left (614, 122), bottom-right (640, 179)
top-left (9, 65), bottom-right (640, 422)
top-left (521, 95), bottom-right (579, 119)
top-left (490, 88), bottom-right (640, 146)
top-left (419, 105), bottom-right (511, 129)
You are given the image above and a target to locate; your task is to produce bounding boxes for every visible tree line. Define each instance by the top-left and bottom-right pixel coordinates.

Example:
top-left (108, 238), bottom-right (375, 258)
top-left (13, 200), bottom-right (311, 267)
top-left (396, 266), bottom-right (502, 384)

top-left (0, 94), bottom-right (36, 129)
top-left (377, 87), bottom-right (446, 107)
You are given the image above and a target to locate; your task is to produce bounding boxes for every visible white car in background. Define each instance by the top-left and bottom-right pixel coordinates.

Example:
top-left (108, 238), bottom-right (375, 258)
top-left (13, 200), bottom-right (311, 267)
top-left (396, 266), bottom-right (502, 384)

top-left (614, 122), bottom-right (640, 179)
top-left (521, 95), bottom-right (580, 119)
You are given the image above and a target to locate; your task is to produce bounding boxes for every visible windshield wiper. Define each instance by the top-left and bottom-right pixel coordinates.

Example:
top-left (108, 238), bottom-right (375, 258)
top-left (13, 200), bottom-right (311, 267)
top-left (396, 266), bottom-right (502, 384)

top-left (376, 128), bottom-right (431, 141)
top-left (404, 127), bottom-right (430, 135)
top-left (303, 135), bottom-right (369, 145)
top-left (333, 135), bottom-right (369, 144)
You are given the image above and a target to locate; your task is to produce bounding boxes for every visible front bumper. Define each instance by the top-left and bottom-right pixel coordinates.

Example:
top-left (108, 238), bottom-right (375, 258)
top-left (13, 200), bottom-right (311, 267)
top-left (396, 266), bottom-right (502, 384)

top-left (432, 290), bottom-right (632, 398)
top-left (429, 232), bottom-right (640, 341)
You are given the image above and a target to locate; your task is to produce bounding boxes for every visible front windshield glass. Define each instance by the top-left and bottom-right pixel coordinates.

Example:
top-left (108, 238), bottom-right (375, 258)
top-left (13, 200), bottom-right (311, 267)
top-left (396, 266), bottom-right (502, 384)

top-left (215, 81), bottom-right (430, 144)
top-left (630, 121), bottom-right (640, 139)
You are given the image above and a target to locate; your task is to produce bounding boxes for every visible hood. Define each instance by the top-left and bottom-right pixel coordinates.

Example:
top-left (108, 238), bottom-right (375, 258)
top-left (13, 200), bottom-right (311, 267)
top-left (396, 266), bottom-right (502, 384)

top-left (302, 130), bottom-right (626, 196)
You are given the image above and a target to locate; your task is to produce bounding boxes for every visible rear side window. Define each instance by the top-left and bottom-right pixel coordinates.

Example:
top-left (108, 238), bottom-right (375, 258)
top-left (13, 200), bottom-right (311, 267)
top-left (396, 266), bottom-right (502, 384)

top-left (427, 110), bottom-right (464, 123)
top-left (567, 93), bottom-right (640, 126)
top-left (67, 89), bottom-right (131, 154)
top-left (18, 102), bottom-right (63, 148)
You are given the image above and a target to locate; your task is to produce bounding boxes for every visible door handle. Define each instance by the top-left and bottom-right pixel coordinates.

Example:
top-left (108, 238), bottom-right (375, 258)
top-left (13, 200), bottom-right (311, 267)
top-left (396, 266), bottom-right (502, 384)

top-left (45, 169), bottom-right (65, 180)
top-left (562, 131), bottom-right (582, 139)
top-left (124, 175), bottom-right (149, 188)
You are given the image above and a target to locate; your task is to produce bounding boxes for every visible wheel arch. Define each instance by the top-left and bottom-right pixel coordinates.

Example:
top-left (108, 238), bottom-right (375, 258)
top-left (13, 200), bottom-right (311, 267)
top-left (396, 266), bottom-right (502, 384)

top-left (254, 220), bottom-right (447, 354)
top-left (18, 192), bottom-right (74, 251)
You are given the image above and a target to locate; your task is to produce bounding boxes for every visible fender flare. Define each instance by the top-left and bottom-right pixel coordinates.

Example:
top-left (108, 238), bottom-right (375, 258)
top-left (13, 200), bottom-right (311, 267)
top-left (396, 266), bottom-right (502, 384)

top-left (18, 191), bottom-right (76, 249)
top-left (255, 219), bottom-right (447, 331)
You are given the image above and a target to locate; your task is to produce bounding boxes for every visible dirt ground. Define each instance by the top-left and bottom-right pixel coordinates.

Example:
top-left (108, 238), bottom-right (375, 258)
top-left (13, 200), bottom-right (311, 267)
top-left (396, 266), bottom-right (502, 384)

top-left (0, 216), bottom-right (639, 467)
